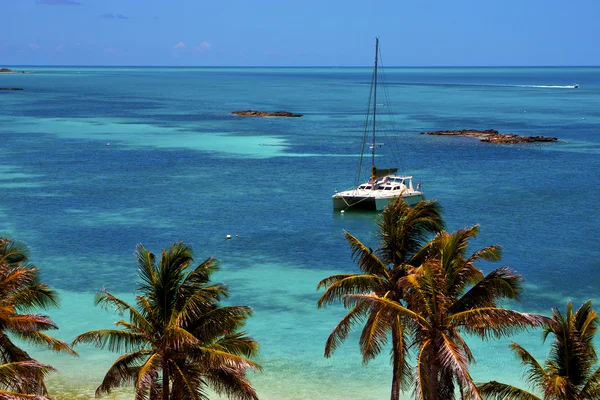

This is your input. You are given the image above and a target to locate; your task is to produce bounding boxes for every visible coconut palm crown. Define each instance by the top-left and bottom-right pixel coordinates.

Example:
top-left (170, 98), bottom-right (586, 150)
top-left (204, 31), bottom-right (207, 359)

top-left (318, 199), bottom-right (444, 400)
top-left (73, 242), bottom-right (261, 400)
top-left (0, 236), bottom-right (76, 399)
top-left (478, 300), bottom-right (600, 400)
top-left (348, 225), bottom-right (546, 400)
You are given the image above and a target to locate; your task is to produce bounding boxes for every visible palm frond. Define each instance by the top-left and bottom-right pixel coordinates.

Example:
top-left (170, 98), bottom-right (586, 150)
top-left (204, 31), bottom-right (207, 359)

top-left (324, 303), bottom-right (369, 358)
top-left (190, 347), bottom-right (261, 372)
top-left (9, 283), bottom-right (59, 312)
top-left (134, 244), bottom-right (157, 289)
top-left (316, 274), bottom-right (357, 291)
top-left (377, 199), bottom-right (444, 265)
top-left (163, 325), bottom-right (199, 350)
top-left (509, 342), bottom-right (547, 387)
top-left (390, 317), bottom-right (412, 389)
top-left (399, 270), bottom-right (435, 320)
top-left (451, 307), bottom-right (545, 339)
top-left (94, 350), bottom-right (152, 396)
top-left (0, 238), bottom-right (30, 265)
top-left (413, 339), bottom-right (431, 400)
top-left (450, 267), bottom-right (524, 313)
top-left (579, 364), bottom-right (600, 398)
top-left (359, 306), bottom-right (390, 363)
top-left (477, 380), bottom-right (541, 400)
top-left (94, 290), bottom-right (153, 334)
top-left (466, 243), bottom-right (502, 263)
top-left (210, 332), bottom-right (260, 359)
top-left (171, 362), bottom-right (203, 400)
top-left (0, 360), bottom-right (56, 388)
top-left (190, 306), bottom-right (253, 341)
top-left (173, 284), bottom-right (231, 328)
top-left (438, 332), bottom-right (481, 399)
top-left (13, 331), bottom-right (76, 355)
top-left (345, 294), bottom-right (430, 329)
top-left (72, 329), bottom-right (148, 353)
top-left (0, 333), bottom-right (32, 364)
top-left (574, 300), bottom-right (599, 353)
top-left (133, 353), bottom-right (160, 397)
top-left (317, 274), bottom-right (385, 308)
top-left (180, 256), bottom-right (219, 289)
top-left (344, 231), bottom-right (388, 276)
top-left (204, 367), bottom-right (259, 400)
top-left (4, 314), bottom-right (58, 333)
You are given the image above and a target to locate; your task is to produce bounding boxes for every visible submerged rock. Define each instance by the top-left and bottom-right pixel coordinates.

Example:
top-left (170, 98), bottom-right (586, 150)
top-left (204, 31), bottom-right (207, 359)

top-left (421, 129), bottom-right (557, 144)
top-left (232, 110), bottom-right (303, 118)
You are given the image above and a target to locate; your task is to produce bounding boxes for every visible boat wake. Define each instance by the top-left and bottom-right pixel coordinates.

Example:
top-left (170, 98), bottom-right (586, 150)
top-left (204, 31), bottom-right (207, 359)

top-left (516, 84), bottom-right (579, 89)
top-left (385, 82), bottom-right (579, 89)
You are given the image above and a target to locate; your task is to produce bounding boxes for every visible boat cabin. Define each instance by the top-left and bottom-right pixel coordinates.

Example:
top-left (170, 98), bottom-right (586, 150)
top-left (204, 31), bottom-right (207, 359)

top-left (357, 175), bottom-right (415, 191)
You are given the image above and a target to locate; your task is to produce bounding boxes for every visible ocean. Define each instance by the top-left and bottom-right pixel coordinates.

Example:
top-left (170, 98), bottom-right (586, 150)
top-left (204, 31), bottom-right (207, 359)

top-left (1, 66), bottom-right (599, 399)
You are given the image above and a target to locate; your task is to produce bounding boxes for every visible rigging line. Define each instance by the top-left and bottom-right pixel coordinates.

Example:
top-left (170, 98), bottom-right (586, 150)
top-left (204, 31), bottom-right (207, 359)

top-left (355, 53), bottom-right (377, 188)
top-left (372, 37), bottom-right (379, 178)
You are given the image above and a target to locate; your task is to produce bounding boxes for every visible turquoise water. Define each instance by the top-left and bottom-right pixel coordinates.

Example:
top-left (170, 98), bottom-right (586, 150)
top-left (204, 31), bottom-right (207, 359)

top-left (1, 66), bottom-right (599, 399)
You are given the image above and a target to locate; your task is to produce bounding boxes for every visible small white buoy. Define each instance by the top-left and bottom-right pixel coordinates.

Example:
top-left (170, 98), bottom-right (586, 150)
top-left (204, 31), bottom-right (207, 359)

top-left (340, 210), bottom-right (345, 214)
top-left (106, 143), bottom-right (110, 146)
top-left (226, 235), bottom-right (231, 240)
top-left (235, 234), bottom-right (239, 238)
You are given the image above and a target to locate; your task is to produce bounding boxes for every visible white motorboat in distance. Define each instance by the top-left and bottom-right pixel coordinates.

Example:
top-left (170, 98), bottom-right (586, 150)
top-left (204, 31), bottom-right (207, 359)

top-left (332, 38), bottom-right (425, 211)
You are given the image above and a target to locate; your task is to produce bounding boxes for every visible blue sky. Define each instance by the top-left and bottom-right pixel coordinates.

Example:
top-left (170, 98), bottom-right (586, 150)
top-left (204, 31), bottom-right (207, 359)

top-left (1, 0), bottom-right (599, 66)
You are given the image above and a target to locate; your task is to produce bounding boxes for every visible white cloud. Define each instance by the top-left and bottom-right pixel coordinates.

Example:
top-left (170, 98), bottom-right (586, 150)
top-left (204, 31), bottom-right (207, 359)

top-left (195, 41), bottom-right (211, 52)
top-left (173, 42), bottom-right (186, 50)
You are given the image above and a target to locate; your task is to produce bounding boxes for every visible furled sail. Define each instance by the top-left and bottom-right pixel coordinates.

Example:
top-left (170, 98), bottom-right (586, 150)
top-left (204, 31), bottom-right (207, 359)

top-left (372, 167), bottom-right (398, 179)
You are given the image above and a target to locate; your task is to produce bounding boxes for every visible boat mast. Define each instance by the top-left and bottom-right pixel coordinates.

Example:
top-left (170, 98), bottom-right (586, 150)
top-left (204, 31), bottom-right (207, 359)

top-left (371, 37), bottom-right (379, 180)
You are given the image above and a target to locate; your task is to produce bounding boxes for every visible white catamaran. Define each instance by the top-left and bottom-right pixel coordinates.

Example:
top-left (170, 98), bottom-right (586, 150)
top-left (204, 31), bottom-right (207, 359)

top-left (332, 38), bottom-right (425, 211)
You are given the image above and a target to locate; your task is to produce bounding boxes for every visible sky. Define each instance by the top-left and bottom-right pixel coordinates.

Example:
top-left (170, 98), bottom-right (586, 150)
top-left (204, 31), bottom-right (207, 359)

top-left (1, 0), bottom-right (599, 67)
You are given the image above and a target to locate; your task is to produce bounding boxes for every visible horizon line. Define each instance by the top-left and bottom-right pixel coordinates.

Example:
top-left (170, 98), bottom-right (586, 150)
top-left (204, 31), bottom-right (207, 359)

top-left (3, 64), bottom-right (600, 69)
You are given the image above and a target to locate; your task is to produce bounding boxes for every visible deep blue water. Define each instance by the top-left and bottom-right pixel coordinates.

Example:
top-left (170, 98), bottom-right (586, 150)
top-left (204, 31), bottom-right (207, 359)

top-left (1, 66), bottom-right (599, 399)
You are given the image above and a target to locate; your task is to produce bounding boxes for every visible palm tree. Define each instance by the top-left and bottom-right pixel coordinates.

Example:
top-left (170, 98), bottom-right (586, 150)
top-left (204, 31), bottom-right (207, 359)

top-left (0, 236), bottom-right (76, 398)
top-left (317, 199), bottom-right (444, 400)
top-left (73, 242), bottom-right (261, 400)
top-left (478, 300), bottom-right (600, 400)
top-left (0, 360), bottom-right (57, 399)
top-left (348, 225), bottom-right (545, 400)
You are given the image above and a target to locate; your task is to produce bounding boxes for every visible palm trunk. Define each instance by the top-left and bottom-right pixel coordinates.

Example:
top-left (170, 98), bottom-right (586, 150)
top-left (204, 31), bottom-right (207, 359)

top-left (427, 347), bottom-right (439, 400)
top-left (390, 324), bottom-right (403, 400)
top-left (390, 336), bottom-right (401, 400)
top-left (162, 360), bottom-right (169, 400)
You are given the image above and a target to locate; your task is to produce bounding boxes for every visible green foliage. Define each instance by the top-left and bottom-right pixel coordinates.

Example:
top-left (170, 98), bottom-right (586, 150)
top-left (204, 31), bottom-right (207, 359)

top-left (0, 236), bottom-right (76, 399)
top-left (320, 206), bottom-right (543, 400)
top-left (73, 242), bottom-right (261, 400)
top-left (478, 301), bottom-right (600, 400)
top-left (317, 199), bottom-right (444, 400)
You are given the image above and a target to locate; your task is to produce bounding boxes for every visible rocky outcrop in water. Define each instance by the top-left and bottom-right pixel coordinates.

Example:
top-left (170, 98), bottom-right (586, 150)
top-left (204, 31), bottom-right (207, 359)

top-left (0, 68), bottom-right (32, 74)
top-left (0, 87), bottom-right (23, 91)
top-left (421, 129), bottom-right (557, 144)
top-left (232, 110), bottom-right (303, 118)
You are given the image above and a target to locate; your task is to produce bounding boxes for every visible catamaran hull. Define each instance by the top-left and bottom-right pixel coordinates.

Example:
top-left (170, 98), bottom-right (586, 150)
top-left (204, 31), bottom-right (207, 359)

top-left (332, 193), bottom-right (425, 211)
